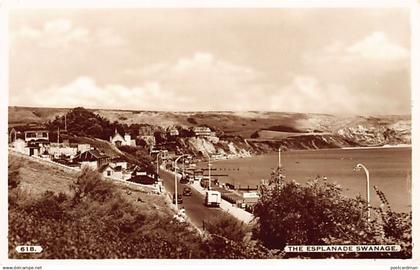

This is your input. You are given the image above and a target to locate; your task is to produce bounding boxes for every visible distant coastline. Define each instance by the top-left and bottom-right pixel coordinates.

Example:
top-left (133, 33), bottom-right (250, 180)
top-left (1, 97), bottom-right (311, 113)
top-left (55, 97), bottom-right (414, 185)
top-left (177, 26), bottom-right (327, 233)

top-left (341, 144), bottom-right (412, 150)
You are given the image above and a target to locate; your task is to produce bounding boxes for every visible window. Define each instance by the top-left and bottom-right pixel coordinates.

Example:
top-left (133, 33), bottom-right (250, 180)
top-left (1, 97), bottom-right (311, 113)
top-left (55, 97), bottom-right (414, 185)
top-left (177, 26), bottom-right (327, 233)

top-left (26, 132), bottom-right (36, 138)
top-left (107, 171), bottom-right (111, 176)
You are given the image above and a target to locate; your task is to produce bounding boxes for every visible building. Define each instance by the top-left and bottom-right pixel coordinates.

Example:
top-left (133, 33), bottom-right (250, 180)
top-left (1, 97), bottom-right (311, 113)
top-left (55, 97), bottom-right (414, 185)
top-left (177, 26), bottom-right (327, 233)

top-left (77, 144), bottom-right (91, 153)
top-left (109, 157), bottom-right (128, 170)
top-left (168, 127), bottom-right (179, 136)
top-left (24, 129), bottom-right (49, 142)
top-left (47, 143), bottom-right (78, 159)
top-left (9, 126), bottom-right (49, 143)
top-left (12, 138), bottom-right (26, 154)
top-left (99, 164), bottom-right (123, 179)
top-left (74, 149), bottom-right (110, 169)
top-left (193, 127), bottom-right (212, 137)
top-left (129, 166), bottom-right (157, 185)
top-left (110, 129), bottom-right (133, 147)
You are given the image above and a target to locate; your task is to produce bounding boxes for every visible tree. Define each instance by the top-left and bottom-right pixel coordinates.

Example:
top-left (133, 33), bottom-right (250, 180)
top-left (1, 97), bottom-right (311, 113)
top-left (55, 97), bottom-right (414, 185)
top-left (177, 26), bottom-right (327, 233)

top-left (250, 131), bottom-right (260, 139)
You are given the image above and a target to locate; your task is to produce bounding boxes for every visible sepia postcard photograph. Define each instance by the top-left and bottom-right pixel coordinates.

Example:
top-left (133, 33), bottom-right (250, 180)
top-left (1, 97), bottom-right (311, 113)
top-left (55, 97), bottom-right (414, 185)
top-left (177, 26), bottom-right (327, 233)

top-left (1, 0), bottom-right (419, 269)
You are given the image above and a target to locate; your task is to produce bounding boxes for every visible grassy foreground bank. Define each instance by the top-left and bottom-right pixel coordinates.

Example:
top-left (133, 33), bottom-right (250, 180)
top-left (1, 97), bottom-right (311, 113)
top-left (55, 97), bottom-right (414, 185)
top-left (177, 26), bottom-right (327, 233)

top-left (8, 154), bottom-right (270, 259)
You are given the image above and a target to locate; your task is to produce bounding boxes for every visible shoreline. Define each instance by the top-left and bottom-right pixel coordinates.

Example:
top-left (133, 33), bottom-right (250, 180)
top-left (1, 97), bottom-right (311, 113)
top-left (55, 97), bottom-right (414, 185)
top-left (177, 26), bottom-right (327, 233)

top-left (193, 144), bottom-right (412, 165)
top-left (341, 144), bottom-right (412, 150)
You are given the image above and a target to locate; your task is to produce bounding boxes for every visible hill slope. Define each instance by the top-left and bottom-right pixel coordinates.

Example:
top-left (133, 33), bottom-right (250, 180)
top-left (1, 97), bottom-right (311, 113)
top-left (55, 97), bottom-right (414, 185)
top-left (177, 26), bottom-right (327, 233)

top-left (8, 106), bottom-right (411, 154)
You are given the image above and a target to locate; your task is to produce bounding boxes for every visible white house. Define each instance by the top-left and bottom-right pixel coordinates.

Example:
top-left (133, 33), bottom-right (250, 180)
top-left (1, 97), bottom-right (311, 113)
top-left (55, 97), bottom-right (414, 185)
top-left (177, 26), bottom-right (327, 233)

top-left (12, 138), bottom-right (27, 154)
top-left (99, 164), bottom-right (123, 179)
top-left (74, 149), bottom-right (110, 170)
top-left (110, 157), bottom-right (128, 170)
top-left (47, 143), bottom-right (78, 159)
top-left (110, 129), bottom-right (132, 147)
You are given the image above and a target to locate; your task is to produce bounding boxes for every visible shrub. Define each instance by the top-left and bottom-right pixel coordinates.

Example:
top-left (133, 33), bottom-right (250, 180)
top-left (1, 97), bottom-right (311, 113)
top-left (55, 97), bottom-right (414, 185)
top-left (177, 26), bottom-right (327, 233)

top-left (204, 213), bottom-right (248, 242)
top-left (70, 167), bottom-right (114, 205)
top-left (24, 191), bottom-right (68, 220)
top-left (187, 117), bottom-right (198, 125)
top-left (250, 131), bottom-right (260, 139)
top-left (8, 157), bottom-right (21, 189)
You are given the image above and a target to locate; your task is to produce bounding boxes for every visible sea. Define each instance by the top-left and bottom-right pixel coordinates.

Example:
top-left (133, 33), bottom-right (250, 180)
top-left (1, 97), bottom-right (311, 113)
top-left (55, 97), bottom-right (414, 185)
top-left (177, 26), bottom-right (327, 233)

top-left (198, 147), bottom-right (412, 213)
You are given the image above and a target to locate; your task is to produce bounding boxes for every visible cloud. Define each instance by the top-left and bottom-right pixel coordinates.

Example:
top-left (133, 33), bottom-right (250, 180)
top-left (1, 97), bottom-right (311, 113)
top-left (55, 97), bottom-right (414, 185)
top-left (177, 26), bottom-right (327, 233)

top-left (13, 19), bottom-right (89, 48)
top-left (267, 76), bottom-right (363, 114)
top-left (13, 52), bottom-right (263, 111)
top-left (12, 19), bottom-right (124, 48)
top-left (44, 19), bottom-right (72, 34)
top-left (12, 76), bottom-right (187, 111)
top-left (10, 52), bottom-right (408, 115)
top-left (347, 31), bottom-right (409, 61)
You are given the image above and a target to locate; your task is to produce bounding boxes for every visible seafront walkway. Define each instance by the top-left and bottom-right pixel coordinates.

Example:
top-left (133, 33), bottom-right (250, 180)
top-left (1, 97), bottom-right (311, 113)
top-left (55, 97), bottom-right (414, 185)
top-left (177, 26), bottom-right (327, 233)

top-left (189, 180), bottom-right (254, 224)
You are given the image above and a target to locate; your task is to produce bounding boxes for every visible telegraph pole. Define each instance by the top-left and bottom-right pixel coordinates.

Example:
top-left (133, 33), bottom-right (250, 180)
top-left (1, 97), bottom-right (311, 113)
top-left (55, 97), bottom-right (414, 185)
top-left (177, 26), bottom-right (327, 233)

top-left (278, 147), bottom-right (282, 168)
top-left (208, 161), bottom-right (212, 190)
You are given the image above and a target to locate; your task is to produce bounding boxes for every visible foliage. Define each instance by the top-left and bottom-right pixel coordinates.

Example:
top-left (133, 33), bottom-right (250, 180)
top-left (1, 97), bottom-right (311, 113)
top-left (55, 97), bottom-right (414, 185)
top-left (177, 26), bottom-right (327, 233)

top-left (250, 131), bottom-right (260, 139)
top-left (200, 234), bottom-right (277, 259)
top-left (8, 157), bottom-right (21, 189)
top-left (46, 107), bottom-right (117, 140)
top-left (46, 107), bottom-right (143, 141)
top-left (118, 145), bottom-right (155, 172)
top-left (266, 125), bottom-right (304, 133)
top-left (187, 117), bottom-right (198, 125)
top-left (8, 160), bottom-right (280, 259)
top-left (69, 167), bottom-right (115, 205)
top-left (8, 166), bottom-right (204, 259)
top-left (204, 213), bottom-right (248, 242)
top-left (252, 170), bottom-right (412, 258)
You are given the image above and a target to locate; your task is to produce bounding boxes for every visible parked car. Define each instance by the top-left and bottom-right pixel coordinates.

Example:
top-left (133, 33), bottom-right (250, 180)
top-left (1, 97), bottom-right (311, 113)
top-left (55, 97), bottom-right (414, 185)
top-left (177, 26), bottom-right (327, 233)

top-left (172, 193), bottom-right (183, 204)
top-left (180, 175), bottom-right (189, 184)
top-left (183, 187), bottom-right (192, 196)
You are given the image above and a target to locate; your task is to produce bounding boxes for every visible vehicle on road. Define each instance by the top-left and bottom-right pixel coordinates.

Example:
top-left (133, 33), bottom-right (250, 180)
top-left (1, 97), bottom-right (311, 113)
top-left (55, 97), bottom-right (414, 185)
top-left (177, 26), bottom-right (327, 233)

top-left (204, 190), bottom-right (221, 207)
top-left (183, 187), bottom-right (192, 196)
top-left (172, 193), bottom-right (183, 204)
top-left (180, 174), bottom-right (189, 184)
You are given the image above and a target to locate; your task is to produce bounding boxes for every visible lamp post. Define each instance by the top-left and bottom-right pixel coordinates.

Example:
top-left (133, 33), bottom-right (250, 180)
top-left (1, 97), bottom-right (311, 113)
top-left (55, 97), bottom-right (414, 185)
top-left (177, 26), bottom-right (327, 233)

top-left (156, 151), bottom-right (162, 176)
top-left (278, 147), bottom-right (282, 168)
top-left (174, 154), bottom-right (188, 211)
top-left (208, 160), bottom-right (212, 190)
top-left (354, 163), bottom-right (370, 221)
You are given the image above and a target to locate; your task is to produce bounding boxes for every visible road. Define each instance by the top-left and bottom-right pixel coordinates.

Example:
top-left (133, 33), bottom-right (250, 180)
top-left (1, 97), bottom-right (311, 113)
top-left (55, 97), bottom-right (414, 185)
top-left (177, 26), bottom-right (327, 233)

top-left (159, 169), bottom-right (224, 227)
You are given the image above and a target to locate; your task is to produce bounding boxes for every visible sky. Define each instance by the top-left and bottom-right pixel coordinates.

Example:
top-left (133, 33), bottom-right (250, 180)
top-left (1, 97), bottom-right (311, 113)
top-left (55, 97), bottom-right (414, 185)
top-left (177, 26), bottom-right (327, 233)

top-left (8, 8), bottom-right (411, 115)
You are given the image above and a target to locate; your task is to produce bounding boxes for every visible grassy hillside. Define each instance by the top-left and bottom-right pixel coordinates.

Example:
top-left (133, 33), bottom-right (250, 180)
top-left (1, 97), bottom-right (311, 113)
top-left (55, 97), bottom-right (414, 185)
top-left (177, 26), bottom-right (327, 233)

top-left (8, 106), bottom-right (411, 154)
top-left (8, 106), bottom-right (70, 126)
top-left (8, 153), bottom-right (271, 259)
top-left (9, 106), bottom-right (410, 138)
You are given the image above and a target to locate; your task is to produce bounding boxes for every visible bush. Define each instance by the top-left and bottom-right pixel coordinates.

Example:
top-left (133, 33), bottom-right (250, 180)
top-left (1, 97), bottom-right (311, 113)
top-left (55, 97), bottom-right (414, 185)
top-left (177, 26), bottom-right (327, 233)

top-left (204, 213), bottom-right (248, 242)
top-left (8, 160), bottom-right (213, 259)
top-left (8, 157), bottom-right (21, 189)
top-left (250, 131), bottom-right (259, 139)
top-left (70, 167), bottom-right (114, 205)
top-left (187, 117), bottom-right (198, 125)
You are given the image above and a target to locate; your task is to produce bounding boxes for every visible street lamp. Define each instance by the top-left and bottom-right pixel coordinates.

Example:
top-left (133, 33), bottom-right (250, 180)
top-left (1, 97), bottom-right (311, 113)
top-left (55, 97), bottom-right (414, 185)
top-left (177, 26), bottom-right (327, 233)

top-left (174, 154), bottom-right (188, 211)
top-left (208, 160), bottom-right (212, 190)
top-left (156, 151), bottom-right (162, 176)
top-left (278, 147), bottom-right (282, 168)
top-left (353, 163), bottom-right (370, 221)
